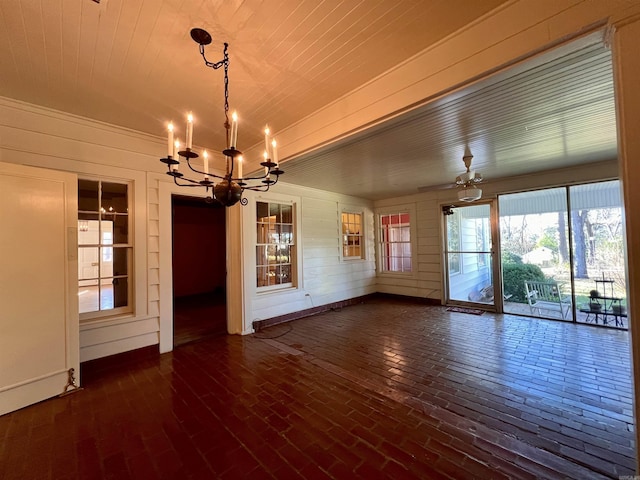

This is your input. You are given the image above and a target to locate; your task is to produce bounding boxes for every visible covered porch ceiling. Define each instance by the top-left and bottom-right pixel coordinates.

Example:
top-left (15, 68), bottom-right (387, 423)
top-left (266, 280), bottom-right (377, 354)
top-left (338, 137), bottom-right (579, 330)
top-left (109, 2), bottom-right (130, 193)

top-left (282, 37), bottom-right (618, 200)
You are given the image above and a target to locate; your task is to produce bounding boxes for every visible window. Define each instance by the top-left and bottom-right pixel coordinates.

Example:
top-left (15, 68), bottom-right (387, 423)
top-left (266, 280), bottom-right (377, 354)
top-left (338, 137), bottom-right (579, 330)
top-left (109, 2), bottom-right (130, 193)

top-left (78, 180), bottom-right (132, 317)
top-left (256, 201), bottom-right (294, 288)
top-left (379, 212), bottom-right (412, 272)
top-left (342, 212), bottom-right (364, 259)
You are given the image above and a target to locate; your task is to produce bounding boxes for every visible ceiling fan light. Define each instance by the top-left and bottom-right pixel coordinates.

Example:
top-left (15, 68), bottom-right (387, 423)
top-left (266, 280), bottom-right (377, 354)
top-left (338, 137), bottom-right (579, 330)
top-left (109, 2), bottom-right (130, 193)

top-left (457, 185), bottom-right (482, 202)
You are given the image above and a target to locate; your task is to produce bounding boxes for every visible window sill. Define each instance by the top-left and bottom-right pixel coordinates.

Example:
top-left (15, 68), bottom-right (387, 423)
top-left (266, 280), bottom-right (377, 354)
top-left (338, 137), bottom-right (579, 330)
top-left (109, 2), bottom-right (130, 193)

top-left (257, 284), bottom-right (297, 295)
top-left (377, 270), bottom-right (416, 278)
top-left (80, 313), bottom-right (151, 330)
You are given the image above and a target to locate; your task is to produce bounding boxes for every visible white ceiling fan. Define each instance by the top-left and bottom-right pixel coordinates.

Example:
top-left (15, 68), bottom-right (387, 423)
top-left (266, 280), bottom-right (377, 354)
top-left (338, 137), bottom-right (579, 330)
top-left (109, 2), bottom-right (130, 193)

top-left (455, 153), bottom-right (484, 202)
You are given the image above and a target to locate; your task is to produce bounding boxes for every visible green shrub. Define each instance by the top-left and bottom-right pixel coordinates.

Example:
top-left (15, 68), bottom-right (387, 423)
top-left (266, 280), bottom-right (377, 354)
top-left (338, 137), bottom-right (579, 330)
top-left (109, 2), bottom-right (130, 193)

top-left (502, 263), bottom-right (546, 303)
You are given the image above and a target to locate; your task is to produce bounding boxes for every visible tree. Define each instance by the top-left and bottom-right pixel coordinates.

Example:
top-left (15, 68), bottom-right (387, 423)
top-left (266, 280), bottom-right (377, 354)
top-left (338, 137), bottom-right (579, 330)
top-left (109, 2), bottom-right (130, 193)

top-left (557, 212), bottom-right (569, 264)
top-left (538, 227), bottom-right (559, 253)
top-left (572, 210), bottom-right (588, 278)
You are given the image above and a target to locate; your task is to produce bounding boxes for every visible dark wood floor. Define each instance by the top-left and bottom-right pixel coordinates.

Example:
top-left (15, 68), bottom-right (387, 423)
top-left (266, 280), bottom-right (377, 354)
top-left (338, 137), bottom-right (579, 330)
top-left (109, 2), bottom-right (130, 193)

top-left (173, 290), bottom-right (227, 346)
top-left (0, 297), bottom-right (634, 479)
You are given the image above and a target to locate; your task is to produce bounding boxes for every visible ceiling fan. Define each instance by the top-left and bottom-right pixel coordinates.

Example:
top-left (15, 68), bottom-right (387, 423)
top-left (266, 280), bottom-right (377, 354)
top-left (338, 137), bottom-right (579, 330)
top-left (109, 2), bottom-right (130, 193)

top-left (455, 154), bottom-right (483, 202)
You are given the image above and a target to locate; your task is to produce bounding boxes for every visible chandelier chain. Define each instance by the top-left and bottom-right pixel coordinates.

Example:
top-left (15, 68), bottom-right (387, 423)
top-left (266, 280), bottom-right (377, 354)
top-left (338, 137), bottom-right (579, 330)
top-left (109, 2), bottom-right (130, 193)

top-left (198, 42), bottom-right (230, 137)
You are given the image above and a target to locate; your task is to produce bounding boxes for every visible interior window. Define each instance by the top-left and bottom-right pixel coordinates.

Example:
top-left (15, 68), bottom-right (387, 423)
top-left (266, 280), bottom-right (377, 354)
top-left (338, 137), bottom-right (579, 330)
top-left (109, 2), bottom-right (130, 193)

top-left (78, 179), bottom-right (132, 317)
top-left (256, 201), bottom-right (295, 289)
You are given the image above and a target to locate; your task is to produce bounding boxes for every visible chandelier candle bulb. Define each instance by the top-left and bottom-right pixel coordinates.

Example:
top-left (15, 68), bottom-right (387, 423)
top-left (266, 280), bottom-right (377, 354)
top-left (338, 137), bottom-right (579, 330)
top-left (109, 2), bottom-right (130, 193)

top-left (264, 127), bottom-right (271, 156)
top-left (186, 113), bottom-right (194, 149)
top-left (271, 139), bottom-right (278, 166)
top-left (203, 150), bottom-right (209, 177)
top-left (167, 123), bottom-right (174, 157)
top-left (173, 140), bottom-right (180, 171)
top-left (230, 111), bottom-right (238, 148)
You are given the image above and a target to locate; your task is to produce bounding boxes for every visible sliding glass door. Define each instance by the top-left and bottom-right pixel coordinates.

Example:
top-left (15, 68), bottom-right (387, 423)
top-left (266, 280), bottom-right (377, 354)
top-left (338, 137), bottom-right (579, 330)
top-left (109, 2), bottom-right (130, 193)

top-left (498, 180), bottom-right (627, 328)
top-left (569, 181), bottom-right (626, 327)
top-left (499, 187), bottom-right (571, 320)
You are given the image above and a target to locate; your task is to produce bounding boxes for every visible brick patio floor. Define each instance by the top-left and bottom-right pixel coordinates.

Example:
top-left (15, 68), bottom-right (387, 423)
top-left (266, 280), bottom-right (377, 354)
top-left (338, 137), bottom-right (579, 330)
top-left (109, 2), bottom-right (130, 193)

top-left (0, 296), bottom-right (634, 479)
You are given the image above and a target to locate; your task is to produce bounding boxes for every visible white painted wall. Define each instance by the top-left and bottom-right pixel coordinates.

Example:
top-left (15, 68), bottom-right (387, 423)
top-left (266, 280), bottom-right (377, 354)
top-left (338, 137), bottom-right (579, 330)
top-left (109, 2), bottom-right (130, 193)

top-left (0, 97), bottom-right (158, 362)
top-left (0, 96), bottom-right (377, 357)
top-left (241, 185), bottom-right (376, 334)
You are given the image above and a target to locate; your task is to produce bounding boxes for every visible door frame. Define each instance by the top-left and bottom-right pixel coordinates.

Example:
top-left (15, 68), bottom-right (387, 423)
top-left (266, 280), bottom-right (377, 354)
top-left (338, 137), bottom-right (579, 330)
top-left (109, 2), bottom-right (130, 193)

top-left (158, 179), bottom-right (244, 352)
top-left (442, 199), bottom-right (503, 311)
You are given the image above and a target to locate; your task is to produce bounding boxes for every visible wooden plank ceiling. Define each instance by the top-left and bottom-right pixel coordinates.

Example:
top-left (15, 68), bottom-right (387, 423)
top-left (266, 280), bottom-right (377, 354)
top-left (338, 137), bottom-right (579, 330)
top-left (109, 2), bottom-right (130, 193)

top-left (1, 0), bottom-right (617, 200)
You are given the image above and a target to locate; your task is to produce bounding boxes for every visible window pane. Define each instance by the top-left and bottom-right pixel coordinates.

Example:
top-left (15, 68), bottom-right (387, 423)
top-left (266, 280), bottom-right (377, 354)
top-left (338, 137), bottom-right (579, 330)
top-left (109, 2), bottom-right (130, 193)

top-left (112, 248), bottom-right (129, 276)
top-left (281, 224), bottom-right (293, 243)
top-left (280, 205), bottom-right (292, 224)
top-left (257, 266), bottom-right (269, 287)
top-left (279, 265), bottom-right (291, 284)
top-left (257, 202), bottom-right (269, 220)
top-left (100, 284), bottom-right (114, 310)
top-left (113, 277), bottom-right (128, 308)
top-left (78, 180), bottom-right (99, 212)
top-left (269, 203), bottom-right (280, 220)
top-left (257, 224), bottom-right (269, 244)
top-left (278, 245), bottom-right (291, 263)
top-left (256, 246), bottom-right (267, 265)
top-left (78, 218), bottom-right (99, 246)
top-left (266, 245), bottom-right (278, 264)
top-left (402, 257), bottom-right (412, 271)
top-left (111, 215), bottom-right (129, 244)
top-left (78, 247), bottom-right (100, 280)
top-left (102, 182), bottom-right (128, 213)
top-left (79, 287), bottom-right (99, 314)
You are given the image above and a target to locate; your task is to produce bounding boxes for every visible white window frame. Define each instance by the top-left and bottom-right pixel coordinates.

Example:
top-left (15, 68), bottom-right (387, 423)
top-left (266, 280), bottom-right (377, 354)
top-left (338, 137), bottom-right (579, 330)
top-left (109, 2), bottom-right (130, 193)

top-left (255, 198), bottom-right (298, 293)
top-left (375, 204), bottom-right (417, 277)
top-left (78, 177), bottom-right (134, 322)
top-left (340, 208), bottom-right (365, 261)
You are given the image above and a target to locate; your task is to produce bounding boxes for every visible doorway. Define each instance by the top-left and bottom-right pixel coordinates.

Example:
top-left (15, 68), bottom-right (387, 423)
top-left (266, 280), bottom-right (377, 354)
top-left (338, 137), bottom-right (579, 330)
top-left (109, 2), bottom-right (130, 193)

top-left (444, 203), bottom-right (495, 308)
top-left (172, 195), bottom-right (227, 346)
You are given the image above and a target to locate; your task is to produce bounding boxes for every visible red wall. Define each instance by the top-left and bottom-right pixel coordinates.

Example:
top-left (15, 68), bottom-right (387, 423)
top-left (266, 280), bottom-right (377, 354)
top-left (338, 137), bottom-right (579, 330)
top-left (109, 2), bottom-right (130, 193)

top-left (171, 197), bottom-right (226, 297)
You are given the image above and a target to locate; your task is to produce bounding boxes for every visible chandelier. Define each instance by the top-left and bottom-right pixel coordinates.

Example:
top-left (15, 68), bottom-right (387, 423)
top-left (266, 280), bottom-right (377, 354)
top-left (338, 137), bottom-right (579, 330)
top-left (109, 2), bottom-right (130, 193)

top-left (455, 154), bottom-right (483, 202)
top-left (160, 28), bottom-right (284, 206)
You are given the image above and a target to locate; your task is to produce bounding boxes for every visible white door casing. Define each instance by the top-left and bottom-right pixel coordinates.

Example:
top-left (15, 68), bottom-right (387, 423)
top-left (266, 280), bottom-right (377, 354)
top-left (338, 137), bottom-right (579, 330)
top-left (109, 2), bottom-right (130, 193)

top-left (0, 161), bottom-right (79, 416)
